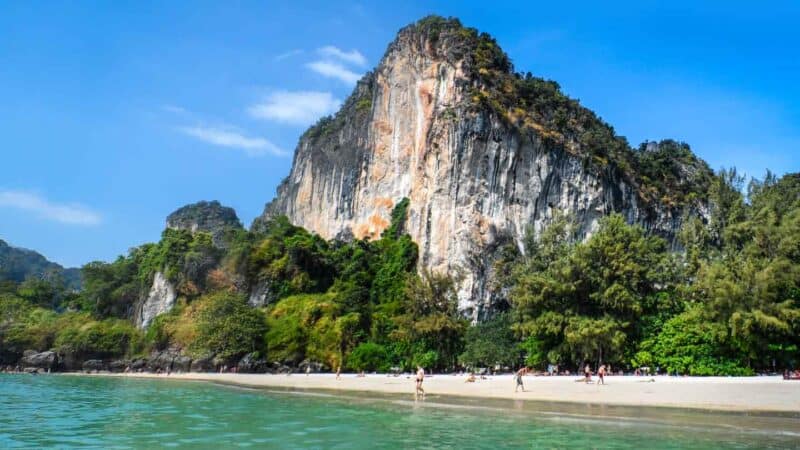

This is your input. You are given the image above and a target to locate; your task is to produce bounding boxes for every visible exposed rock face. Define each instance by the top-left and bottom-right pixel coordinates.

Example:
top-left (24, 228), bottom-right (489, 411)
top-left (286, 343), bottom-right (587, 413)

top-left (247, 279), bottom-right (275, 307)
top-left (190, 355), bottom-right (217, 372)
top-left (82, 359), bottom-right (106, 372)
top-left (167, 200), bottom-right (243, 247)
top-left (237, 352), bottom-right (268, 373)
top-left (135, 272), bottom-right (177, 329)
top-left (20, 350), bottom-right (58, 370)
top-left (260, 18), bottom-right (711, 321)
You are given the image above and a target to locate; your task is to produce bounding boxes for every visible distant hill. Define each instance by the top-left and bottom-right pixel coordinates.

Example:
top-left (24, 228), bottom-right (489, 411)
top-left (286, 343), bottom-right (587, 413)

top-left (0, 239), bottom-right (81, 290)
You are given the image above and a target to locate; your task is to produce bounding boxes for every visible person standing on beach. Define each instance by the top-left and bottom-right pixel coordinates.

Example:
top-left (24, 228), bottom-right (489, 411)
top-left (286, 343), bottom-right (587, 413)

top-left (415, 366), bottom-right (425, 400)
top-left (598, 364), bottom-right (606, 385)
top-left (515, 367), bottom-right (526, 392)
top-left (584, 364), bottom-right (592, 383)
top-left (336, 365), bottom-right (341, 380)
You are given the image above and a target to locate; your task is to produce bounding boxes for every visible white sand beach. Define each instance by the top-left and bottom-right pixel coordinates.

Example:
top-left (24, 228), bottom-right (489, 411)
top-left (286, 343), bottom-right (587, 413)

top-left (76, 372), bottom-right (800, 413)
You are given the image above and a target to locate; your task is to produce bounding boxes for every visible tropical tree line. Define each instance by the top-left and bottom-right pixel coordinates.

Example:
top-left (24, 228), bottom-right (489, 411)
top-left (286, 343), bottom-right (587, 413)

top-left (1, 171), bottom-right (799, 375)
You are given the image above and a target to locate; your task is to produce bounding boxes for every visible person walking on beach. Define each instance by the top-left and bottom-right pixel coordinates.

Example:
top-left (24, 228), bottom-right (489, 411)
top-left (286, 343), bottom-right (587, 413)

top-left (415, 366), bottom-right (426, 400)
top-left (336, 365), bottom-right (341, 380)
top-left (515, 367), bottom-right (526, 392)
top-left (597, 364), bottom-right (606, 385)
top-left (584, 363), bottom-right (592, 384)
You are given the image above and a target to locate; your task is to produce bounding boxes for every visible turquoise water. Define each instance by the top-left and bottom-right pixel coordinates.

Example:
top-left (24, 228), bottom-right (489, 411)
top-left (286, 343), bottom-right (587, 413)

top-left (0, 374), bottom-right (797, 449)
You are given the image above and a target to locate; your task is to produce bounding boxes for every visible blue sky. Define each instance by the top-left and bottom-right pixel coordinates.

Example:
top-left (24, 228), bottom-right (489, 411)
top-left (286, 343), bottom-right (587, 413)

top-left (1, 1), bottom-right (798, 267)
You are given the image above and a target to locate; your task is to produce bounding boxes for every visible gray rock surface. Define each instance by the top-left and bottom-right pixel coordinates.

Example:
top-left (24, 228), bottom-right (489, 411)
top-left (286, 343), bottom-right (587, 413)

top-left (299, 360), bottom-right (328, 373)
top-left (147, 351), bottom-right (178, 372)
top-left (109, 360), bottom-right (130, 372)
top-left (237, 352), bottom-right (267, 373)
top-left (172, 356), bottom-right (192, 372)
top-left (135, 271), bottom-right (177, 329)
top-left (82, 359), bottom-right (106, 372)
top-left (190, 355), bottom-right (217, 372)
top-left (247, 279), bottom-right (276, 307)
top-left (20, 351), bottom-right (58, 370)
top-left (167, 200), bottom-right (242, 248)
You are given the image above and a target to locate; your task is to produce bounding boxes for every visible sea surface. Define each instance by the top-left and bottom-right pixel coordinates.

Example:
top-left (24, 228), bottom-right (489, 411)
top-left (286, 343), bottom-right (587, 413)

top-left (1, 373), bottom-right (798, 449)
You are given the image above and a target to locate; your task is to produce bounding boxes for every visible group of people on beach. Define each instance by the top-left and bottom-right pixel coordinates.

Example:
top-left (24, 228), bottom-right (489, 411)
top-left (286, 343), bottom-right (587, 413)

top-left (579, 363), bottom-right (608, 384)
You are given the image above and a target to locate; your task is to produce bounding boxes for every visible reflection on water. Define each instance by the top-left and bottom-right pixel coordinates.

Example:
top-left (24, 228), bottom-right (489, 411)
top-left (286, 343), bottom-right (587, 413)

top-left (0, 374), bottom-right (797, 449)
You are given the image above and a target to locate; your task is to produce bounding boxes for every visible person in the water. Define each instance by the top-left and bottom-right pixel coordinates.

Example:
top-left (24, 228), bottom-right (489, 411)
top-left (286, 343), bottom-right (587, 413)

top-left (415, 366), bottom-right (425, 400)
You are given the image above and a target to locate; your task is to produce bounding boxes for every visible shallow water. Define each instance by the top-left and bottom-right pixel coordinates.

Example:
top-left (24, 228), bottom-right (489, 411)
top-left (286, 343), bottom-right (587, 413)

top-left (0, 374), bottom-right (797, 449)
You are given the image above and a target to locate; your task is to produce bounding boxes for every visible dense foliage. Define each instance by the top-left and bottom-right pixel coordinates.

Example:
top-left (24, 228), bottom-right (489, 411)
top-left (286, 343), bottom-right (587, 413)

top-left (507, 172), bottom-right (800, 374)
top-left (2, 170), bottom-right (798, 375)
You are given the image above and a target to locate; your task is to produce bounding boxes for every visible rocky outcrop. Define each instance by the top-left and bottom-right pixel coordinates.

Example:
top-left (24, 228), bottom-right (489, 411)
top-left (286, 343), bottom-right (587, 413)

top-left (247, 279), bottom-right (275, 307)
top-left (82, 359), bottom-right (106, 372)
top-left (167, 200), bottom-right (243, 248)
top-left (109, 359), bottom-right (131, 372)
top-left (260, 17), bottom-right (712, 321)
top-left (190, 355), bottom-right (217, 372)
top-left (20, 350), bottom-right (58, 370)
top-left (135, 272), bottom-right (177, 329)
top-left (237, 352), bottom-right (268, 373)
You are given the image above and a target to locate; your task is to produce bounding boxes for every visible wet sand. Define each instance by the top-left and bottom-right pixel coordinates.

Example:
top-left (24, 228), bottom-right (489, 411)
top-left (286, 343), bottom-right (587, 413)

top-left (71, 372), bottom-right (800, 413)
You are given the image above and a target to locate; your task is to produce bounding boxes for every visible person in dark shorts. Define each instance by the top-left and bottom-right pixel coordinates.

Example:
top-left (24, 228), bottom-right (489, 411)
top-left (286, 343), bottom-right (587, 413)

top-left (515, 367), bottom-right (526, 392)
top-left (415, 366), bottom-right (426, 400)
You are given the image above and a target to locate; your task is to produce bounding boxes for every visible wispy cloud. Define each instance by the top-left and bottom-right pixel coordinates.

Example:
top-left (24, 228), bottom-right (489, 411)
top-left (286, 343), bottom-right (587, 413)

top-left (274, 49), bottom-right (304, 61)
top-left (0, 190), bottom-right (102, 226)
top-left (177, 126), bottom-right (287, 157)
top-left (248, 91), bottom-right (341, 125)
top-left (307, 61), bottom-right (362, 84)
top-left (317, 46), bottom-right (366, 66)
top-left (162, 104), bottom-right (188, 114)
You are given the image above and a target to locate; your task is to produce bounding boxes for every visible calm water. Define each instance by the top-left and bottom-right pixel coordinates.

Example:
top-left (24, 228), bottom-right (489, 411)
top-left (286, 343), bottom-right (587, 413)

top-left (0, 374), bottom-right (797, 449)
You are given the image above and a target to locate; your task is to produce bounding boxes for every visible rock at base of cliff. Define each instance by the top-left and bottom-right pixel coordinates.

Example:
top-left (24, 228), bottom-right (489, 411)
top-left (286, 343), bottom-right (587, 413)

top-left (237, 352), bottom-right (268, 373)
top-left (20, 351), bottom-right (58, 370)
top-left (298, 359), bottom-right (329, 373)
top-left (109, 360), bottom-right (131, 372)
top-left (82, 359), bottom-right (106, 372)
top-left (190, 354), bottom-right (217, 372)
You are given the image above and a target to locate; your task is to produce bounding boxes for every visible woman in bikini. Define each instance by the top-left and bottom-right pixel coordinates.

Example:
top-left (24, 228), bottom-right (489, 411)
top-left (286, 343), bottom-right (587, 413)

top-left (415, 366), bottom-right (425, 399)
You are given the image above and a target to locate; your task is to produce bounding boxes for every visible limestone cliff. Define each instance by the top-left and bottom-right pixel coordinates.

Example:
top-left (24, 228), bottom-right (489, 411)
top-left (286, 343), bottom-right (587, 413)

top-left (135, 271), bottom-right (177, 329)
top-left (259, 17), bottom-right (712, 320)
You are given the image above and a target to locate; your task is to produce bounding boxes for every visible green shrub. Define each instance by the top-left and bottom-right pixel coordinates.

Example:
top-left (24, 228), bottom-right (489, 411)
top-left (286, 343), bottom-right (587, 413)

top-left (348, 342), bottom-right (389, 372)
top-left (54, 315), bottom-right (143, 359)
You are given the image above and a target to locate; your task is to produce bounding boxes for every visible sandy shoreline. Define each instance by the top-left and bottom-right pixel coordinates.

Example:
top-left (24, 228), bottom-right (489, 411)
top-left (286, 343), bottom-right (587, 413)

top-left (65, 371), bottom-right (800, 414)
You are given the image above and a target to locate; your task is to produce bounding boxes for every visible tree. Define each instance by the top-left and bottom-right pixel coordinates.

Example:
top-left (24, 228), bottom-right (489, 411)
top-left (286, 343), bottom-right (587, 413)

top-left (511, 214), bottom-right (671, 369)
top-left (194, 293), bottom-right (267, 361)
top-left (391, 270), bottom-right (467, 370)
top-left (459, 313), bottom-right (520, 369)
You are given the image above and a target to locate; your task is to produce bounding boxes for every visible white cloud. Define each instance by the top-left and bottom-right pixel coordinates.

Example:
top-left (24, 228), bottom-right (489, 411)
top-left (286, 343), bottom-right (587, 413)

top-left (306, 60), bottom-right (362, 85)
top-left (317, 46), bottom-right (366, 66)
top-left (178, 126), bottom-right (287, 157)
top-left (0, 190), bottom-right (102, 226)
top-left (248, 91), bottom-right (341, 125)
top-left (274, 49), bottom-right (304, 61)
top-left (162, 104), bottom-right (187, 114)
